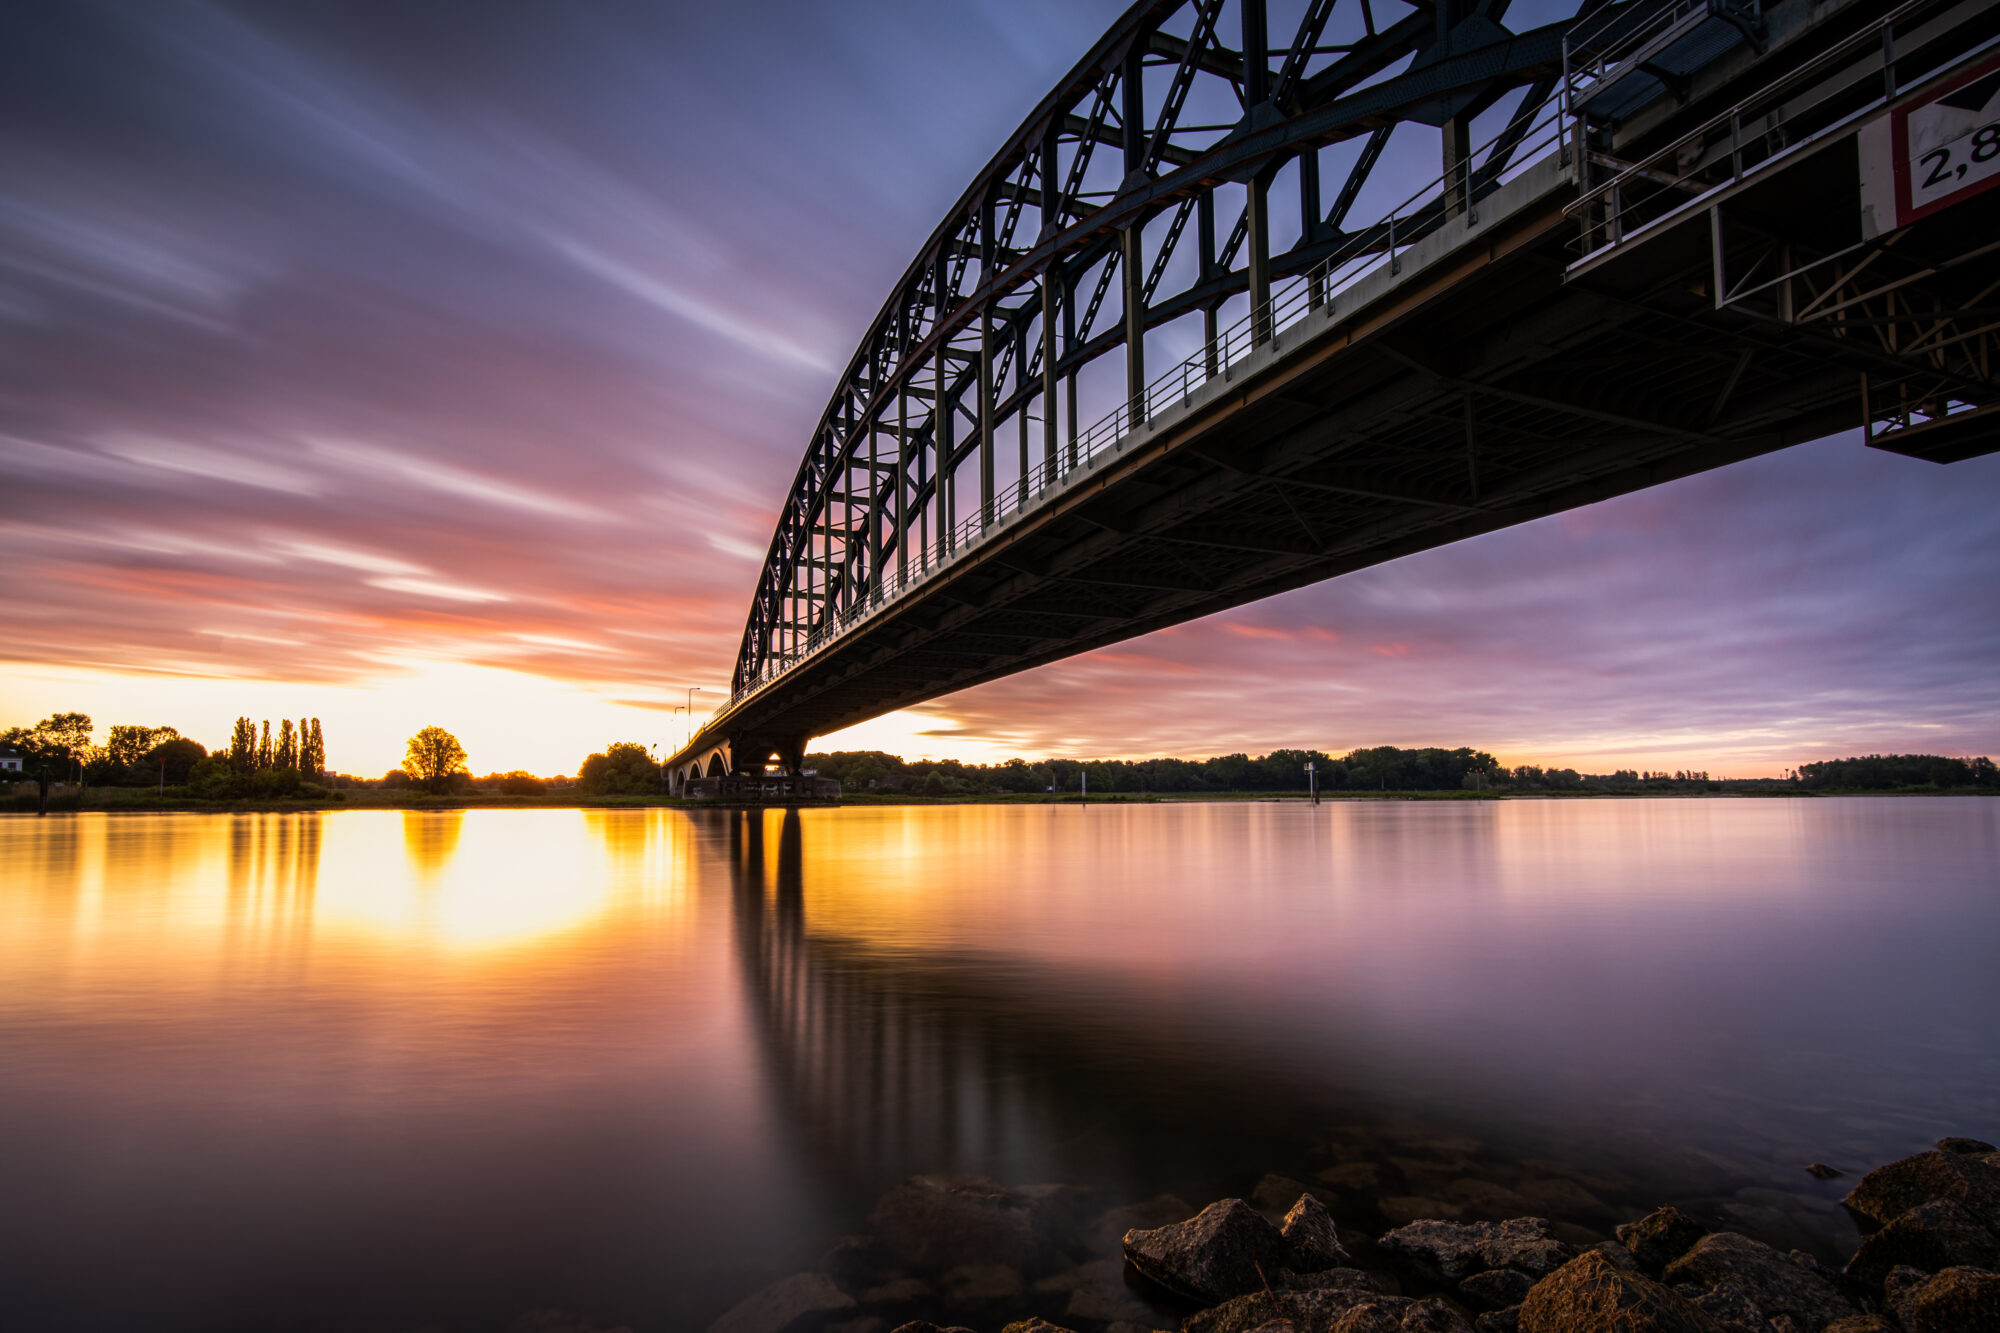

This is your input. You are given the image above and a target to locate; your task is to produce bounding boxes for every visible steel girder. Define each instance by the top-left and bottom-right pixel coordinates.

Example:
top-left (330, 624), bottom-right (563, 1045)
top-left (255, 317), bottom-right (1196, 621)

top-left (730, 0), bottom-right (1586, 699)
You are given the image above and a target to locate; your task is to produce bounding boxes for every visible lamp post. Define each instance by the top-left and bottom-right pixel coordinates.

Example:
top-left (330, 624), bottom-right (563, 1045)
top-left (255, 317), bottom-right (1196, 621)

top-left (1305, 759), bottom-right (1318, 805)
top-left (685, 686), bottom-right (704, 749)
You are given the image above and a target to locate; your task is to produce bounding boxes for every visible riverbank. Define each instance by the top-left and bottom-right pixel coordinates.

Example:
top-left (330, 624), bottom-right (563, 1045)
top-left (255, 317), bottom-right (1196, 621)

top-left (696, 1138), bottom-right (1999, 1333)
top-left (11, 787), bottom-right (1997, 815)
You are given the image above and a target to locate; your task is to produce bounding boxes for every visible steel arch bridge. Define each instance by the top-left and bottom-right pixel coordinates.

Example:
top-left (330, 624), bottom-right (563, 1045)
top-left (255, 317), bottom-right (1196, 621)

top-left (669, 0), bottom-right (2000, 790)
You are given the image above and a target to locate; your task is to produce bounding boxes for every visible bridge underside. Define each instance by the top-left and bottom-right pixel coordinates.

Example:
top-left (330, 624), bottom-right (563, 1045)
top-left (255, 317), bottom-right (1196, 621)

top-left (673, 0), bottom-right (2000, 779)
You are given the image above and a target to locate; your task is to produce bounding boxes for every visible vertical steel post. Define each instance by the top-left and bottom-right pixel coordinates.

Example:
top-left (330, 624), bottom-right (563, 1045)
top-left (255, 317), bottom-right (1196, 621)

top-left (1042, 268), bottom-right (1059, 483)
top-left (1443, 115), bottom-right (1471, 220)
top-left (1199, 192), bottom-right (1219, 374)
top-left (1244, 0), bottom-right (1272, 345)
top-left (1121, 38), bottom-right (1148, 423)
top-left (979, 307), bottom-right (995, 528)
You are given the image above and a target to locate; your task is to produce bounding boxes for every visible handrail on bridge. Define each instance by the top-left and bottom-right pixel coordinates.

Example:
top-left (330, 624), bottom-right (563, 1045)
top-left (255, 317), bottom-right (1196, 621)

top-left (1565, 0), bottom-right (1964, 255)
top-left (724, 95), bottom-right (1574, 713)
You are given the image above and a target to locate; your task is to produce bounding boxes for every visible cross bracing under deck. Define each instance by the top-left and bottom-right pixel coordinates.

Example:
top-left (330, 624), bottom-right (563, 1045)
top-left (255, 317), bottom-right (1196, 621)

top-left (668, 0), bottom-right (2000, 784)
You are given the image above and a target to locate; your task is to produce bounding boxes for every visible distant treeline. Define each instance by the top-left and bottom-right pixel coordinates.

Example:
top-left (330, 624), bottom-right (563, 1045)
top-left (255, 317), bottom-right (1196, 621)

top-left (1795, 753), bottom-right (1998, 790)
top-left (805, 746), bottom-right (1997, 796)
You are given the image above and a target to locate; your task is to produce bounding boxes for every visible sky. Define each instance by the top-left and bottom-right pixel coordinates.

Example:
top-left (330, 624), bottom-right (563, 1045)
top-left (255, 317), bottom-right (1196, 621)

top-left (2, 0), bottom-right (1996, 780)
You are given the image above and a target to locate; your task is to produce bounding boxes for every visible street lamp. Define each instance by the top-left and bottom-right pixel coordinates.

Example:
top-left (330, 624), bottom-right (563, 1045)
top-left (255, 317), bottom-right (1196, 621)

top-left (685, 686), bottom-right (704, 748)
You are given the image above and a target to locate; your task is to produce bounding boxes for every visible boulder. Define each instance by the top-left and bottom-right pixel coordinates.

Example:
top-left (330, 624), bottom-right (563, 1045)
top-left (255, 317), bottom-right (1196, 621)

top-left (1379, 1218), bottom-right (1574, 1280)
top-left (997, 1321), bottom-right (1077, 1333)
top-left (707, 1272), bottom-right (857, 1333)
top-left (1819, 1319), bottom-right (1896, 1333)
top-left (1805, 1165), bottom-right (1844, 1182)
top-left (1284, 1194), bottom-right (1353, 1271)
top-left (868, 1177), bottom-right (1047, 1274)
top-left (1278, 1269), bottom-right (1387, 1296)
top-left (1123, 1197), bottom-right (1288, 1302)
top-left (1843, 1197), bottom-right (2000, 1285)
top-left (1663, 1231), bottom-right (1858, 1328)
top-left (1459, 1270), bottom-right (1536, 1310)
top-left (1681, 1283), bottom-right (1778, 1333)
top-left (1937, 1138), bottom-right (1997, 1155)
top-left (1185, 1288), bottom-right (1404, 1333)
top-left (1589, 1242), bottom-right (1647, 1275)
top-left (1473, 1312), bottom-right (1520, 1333)
top-left (1892, 1265), bottom-right (2000, 1333)
top-left (1517, 1250), bottom-right (1725, 1333)
top-left (1617, 1208), bottom-right (1709, 1274)
top-left (935, 1262), bottom-right (1022, 1310)
top-left (1841, 1150), bottom-right (2000, 1231)
top-left (884, 1324), bottom-right (976, 1333)
top-left (1323, 1300), bottom-right (1472, 1333)
top-left (1257, 1175), bottom-right (1331, 1216)
top-left (1090, 1194), bottom-right (1198, 1252)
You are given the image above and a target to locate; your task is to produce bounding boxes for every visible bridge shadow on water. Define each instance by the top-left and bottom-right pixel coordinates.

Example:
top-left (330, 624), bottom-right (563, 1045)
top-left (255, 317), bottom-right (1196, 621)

top-left (708, 808), bottom-right (1858, 1271)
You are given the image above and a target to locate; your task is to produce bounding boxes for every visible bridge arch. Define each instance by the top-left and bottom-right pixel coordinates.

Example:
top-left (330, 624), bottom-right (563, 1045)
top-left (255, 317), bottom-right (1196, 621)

top-left (675, 0), bottom-right (2000, 778)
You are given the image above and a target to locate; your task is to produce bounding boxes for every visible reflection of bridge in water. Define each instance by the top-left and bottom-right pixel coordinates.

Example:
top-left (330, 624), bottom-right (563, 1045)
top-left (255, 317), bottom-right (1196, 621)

top-left (712, 808), bottom-right (1703, 1234)
top-left (720, 807), bottom-right (1346, 1205)
top-left (670, 0), bottom-right (2000, 786)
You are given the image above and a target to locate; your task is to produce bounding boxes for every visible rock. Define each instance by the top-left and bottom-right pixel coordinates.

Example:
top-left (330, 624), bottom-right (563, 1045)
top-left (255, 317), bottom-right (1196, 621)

top-left (1049, 1259), bottom-right (1158, 1325)
top-left (1459, 1270), bottom-right (1537, 1310)
top-left (1663, 1231), bottom-right (1857, 1330)
top-left (1819, 1319), bottom-right (1896, 1333)
top-left (708, 1272), bottom-right (857, 1333)
top-left (1517, 1250), bottom-right (1724, 1333)
top-left (1841, 1151), bottom-right (2000, 1231)
top-left (860, 1278), bottom-right (932, 1306)
top-left (1279, 1269), bottom-right (1387, 1296)
top-left (1123, 1197), bottom-right (1288, 1303)
top-left (1381, 1198), bottom-right (1470, 1227)
top-left (1937, 1138), bottom-right (1998, 1155)
top-left (936, 1262), bottom-right (1022, 1310)
top-left (1379, 1218), bottom-right (1574, 1280)
top-left (1589, 1242), bottom-right (1646, 1275)
top-left (822, 1235), bottom-right (896, 1290)
top-left (1893, 1265), bottom-right (2000, 1332)
top-left (1844, 1198), bottom-right (2000, 1285)
top-left (885, 1325), bottom-right (976, 1333)
top-left (1682, 1283), bottom-right (1778, 1333)
top-left (1513, 1178), bottom-right (1613, 1222)
top-left (1284, 1195), bottom-right (1353, 1271)
top-left (1446, 1181), bottom-right (1537, 1218)
top-left (1397, 1299), bottom-right (1475, 1332)
top-left (1883, 1266), bottom-right (1931, 1326)
top-left (1185, 1289), bottom-right (1407, 1333)
top-left (1090, 1195), bottom-right (1198, 1252)
top-left (867, 1177), bottom-right (1042, 1274)
top-left (826, 1320), bottom-right (885, 1333)
top-left (1473, 1311), bottom-right (1520, 1333)
top-left (997, 1321), bottom-right (1077, 1333)
top-left (1805, 1165), bottom-right (1844, 1182)
top-left (1330, 1304), bottom-right (1412, 1333)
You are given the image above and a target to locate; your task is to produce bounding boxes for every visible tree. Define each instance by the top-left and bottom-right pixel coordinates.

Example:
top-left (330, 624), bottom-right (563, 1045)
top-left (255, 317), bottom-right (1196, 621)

top-left (257, 721), bottom-right (273, 770)
top-left (301, 718), bottom-right (325, 777)
top-left (147, 737), bottom-right (207, 784)
top-left (403, 726), bottom-right (468, 793)
top-left (107, 725), bottom-right (177, 771)
top-left (230, 718), bottom-right (257, 775)
top-left (578, 742), bottom-right (659, 794)
top-left (276, 719), bottom-right (298, 771)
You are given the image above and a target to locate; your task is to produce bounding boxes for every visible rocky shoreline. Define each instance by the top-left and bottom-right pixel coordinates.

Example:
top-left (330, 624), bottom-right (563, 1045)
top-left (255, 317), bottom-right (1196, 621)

top-left (695, 1137), bottom-right (2000, 1333)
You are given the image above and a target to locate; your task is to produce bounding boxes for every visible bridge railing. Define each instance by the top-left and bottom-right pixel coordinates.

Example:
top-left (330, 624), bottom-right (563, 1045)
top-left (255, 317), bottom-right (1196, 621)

top-left (728, 95), bottom-right (1573, 709)
top-left (1565, 0), bottom-right (1962, 258)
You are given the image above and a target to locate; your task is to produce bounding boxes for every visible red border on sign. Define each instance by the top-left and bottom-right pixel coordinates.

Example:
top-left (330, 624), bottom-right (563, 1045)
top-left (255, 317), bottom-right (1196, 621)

top-left (1893, 49), bottom-right (2000, 227)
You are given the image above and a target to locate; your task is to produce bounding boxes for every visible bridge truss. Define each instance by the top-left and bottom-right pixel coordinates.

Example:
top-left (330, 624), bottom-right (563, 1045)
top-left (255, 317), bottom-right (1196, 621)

top-left (675, 0), bottom-right (2000, 784)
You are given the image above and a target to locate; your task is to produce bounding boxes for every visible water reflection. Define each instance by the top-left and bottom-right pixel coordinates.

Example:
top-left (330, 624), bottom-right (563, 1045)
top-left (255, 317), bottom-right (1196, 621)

top-left (402, 808), bottom-right (464, 877)
top-left (0, 801), bottom-right (1995, 1333)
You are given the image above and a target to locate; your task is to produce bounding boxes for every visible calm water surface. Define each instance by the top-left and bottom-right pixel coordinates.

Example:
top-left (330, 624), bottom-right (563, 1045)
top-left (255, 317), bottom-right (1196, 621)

top-left (2, 800), bottom-right (1996, 1331)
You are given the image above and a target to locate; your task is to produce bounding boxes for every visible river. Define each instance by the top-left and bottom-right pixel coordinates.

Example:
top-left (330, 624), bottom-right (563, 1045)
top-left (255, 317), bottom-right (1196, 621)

top-left (2, 799), bottom-right (1995, 1332)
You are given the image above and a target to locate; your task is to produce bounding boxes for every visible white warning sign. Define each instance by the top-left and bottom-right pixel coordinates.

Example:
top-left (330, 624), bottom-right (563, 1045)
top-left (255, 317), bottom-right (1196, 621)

top-left (1860, 51), bottom-right (2000, 236)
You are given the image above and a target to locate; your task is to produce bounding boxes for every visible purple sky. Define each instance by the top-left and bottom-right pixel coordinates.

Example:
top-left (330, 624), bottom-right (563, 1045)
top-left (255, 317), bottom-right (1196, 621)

top-left (3, 0), bottom-right (1997, 776)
